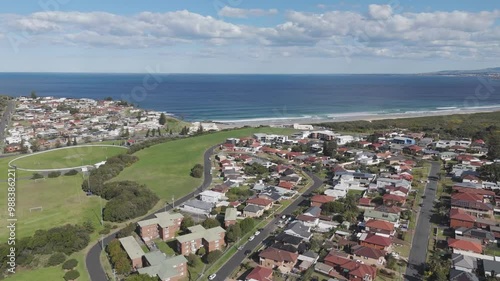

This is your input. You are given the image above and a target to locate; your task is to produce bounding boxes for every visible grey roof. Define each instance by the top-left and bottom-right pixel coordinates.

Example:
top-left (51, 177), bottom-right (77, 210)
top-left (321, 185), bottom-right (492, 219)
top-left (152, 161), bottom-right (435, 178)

top-left (224, 208), bottom-right (238, 221)
top-left (451, 253), bottom-right (477, 270)
top-left (260, 192), bottom-right (281, 201)
top-left (463, 228), bottom-right (495, 241)
top-left (285, 221), bottom-right (311, 239)
top-left (183, 199), bottom-right (213, 211)
top-left (449, 269), bottom-right (479, 281)
top-left (176, 225), bottom-right (225, 243)
top-left (304, 206), bottom-right (321, 217)
top-left (244, 204), bottom-right (264, 213)
top-left (301, 250), bottom-right (319, 259)
top-left (138, 211), bottom-right (184, 228)
top-left (275, 232), bottom-right (303, 246)
top-left (118, 236), bottom-right (144, 260)
top-left (483, 260), bottom-right (500, 274)
top-left (138, 254), bottom-right (187, 280)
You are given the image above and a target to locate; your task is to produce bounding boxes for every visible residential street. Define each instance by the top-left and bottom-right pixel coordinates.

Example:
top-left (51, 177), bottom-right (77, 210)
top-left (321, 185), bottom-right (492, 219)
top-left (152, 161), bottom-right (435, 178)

top-left (86, 145), bottom-right (218, 281)
top-left (211, 171), bottom-right (324, 281)
top-left (0, 100), bottom-right (15, 152)
top-left (404, 161), bottom-right (441, 281)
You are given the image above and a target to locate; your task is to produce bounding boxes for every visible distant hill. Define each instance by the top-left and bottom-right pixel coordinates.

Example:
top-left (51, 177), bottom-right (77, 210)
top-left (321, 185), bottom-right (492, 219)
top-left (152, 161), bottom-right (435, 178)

top-left (422, 67), bottom-right (500, 76)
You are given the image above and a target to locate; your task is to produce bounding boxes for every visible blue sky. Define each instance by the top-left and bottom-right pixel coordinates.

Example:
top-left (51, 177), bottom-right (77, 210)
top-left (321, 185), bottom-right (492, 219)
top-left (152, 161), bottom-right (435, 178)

top-left (0, 0), bottom-right (499, 73)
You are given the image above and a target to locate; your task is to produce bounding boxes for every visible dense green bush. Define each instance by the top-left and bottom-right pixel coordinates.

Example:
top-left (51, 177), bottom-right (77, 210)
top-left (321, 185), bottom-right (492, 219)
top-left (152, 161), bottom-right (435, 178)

top-left (64, 169), bottom-right (78, 176)
top-left (46, 252), bottom-right (66, 266)
top-left (63, 269), bottom-right (80, 281)
top-left (48, 171), bottom-right (61, 178)
top-left (62, 259), bottom-right (78, 270)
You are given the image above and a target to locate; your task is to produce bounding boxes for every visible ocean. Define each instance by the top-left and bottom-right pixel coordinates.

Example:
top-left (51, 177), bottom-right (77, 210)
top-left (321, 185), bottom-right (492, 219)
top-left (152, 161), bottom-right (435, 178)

top-left (0, 73), bottom-right (499, 122)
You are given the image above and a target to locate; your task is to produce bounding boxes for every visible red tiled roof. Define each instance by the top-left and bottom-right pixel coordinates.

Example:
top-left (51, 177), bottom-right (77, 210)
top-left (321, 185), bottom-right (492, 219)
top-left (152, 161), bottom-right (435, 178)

top-left (447, 238), bottom-right (482, 253)
top-left (352, 245), bottom-right (386, 260)
top-left (374, 205), bottom-right (402, 214)
top-left (452, 192), bottom-right (483, 202)
top-left (349, 263), bottom-right (377, 279)
top-left (245, 266), bottom-right (273, 281)
top-left (365, 219), bottom-right (395, 232)
top-left (358, 197), bottom-right (372, 206)
top-left (311, 195), bottom-right (335, 204)
top-left (362, 234), bottom-right (392, 247)
top-left (259, 247), bottom-right (298, 263)
top-left (324, 254), bottom-right (351, 267)
top-left (452, 186), bottom-right (495, 196)
top-left (278, 181), bottom-right (295, 189)
top-left (406, 145), bottom-right (423, 151)
top-left (449, 208), bottom-right (477, 223)
top-left (246, 197), bottom-right (273, 207)
top-left (383, 193), bottom-right (406, 202)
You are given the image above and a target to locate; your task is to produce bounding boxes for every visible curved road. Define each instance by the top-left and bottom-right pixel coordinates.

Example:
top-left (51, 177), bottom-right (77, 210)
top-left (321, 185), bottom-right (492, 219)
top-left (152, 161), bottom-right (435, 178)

top-left (86, 144), bottom-right (219, 281)
top-left (212, 170), bottom-right (324, 281)
top-left (404, 161), bottom-right (441, 281)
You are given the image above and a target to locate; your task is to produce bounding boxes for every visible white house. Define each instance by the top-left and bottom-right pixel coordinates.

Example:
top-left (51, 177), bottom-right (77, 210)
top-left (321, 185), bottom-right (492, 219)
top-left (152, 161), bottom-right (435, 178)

top-left (199, 190), bottom-right (224, 203)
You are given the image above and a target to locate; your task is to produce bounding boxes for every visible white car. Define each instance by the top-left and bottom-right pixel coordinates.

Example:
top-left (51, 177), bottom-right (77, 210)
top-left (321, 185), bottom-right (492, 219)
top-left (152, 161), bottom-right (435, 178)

top-left (237, 246), bottom-right (244, 250)
top-left (248, 235), bottom-right (255, 241)
top-left (208, 274), bottom-right (217, 280)
top-left (255, 231), bottom-right (260, 236)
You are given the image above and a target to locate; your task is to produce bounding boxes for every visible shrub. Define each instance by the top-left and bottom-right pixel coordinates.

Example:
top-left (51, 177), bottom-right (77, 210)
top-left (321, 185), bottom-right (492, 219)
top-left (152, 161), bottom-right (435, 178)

top-left (190, 164), bottom-right (203, 178)
top-left (32, 173), bottom-right (44, 180)
top-left (65, 169), bottom-right (78, 176)
top-left (62, 259), bottom-right (78, 270)
top-left (48, 171), bottom-right (61, 178)
top-left (63, 270), bottom-right (80, 281)
top-left (205, 250), bottom-right (223, 263)
top-left (46, 252), bottom-right (66, 267)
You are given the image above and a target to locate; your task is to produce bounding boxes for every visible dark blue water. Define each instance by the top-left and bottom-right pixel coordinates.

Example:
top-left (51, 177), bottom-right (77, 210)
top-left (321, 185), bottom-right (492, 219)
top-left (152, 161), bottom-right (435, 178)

top-left (0, 73), bottom-right (499, 122)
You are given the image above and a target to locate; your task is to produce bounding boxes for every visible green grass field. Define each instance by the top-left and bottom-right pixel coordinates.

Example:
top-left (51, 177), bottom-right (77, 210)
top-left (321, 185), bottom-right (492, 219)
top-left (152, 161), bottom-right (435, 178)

top-left (10, 145), bottom-right (127, 170)
top-left (0, 175), bottom-right (104, 240)
top-left (112, 127), bottom-right (296, 200)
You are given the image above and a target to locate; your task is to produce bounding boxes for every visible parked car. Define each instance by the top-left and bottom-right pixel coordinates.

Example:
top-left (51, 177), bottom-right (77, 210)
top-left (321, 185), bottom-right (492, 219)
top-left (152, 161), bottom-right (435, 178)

top-left (237, 246), bottom-right (244, 250)
top-left (248, 235), bottom-right (255, 241)
top-left (255, 231), bottom-right (260, 236)
top-left (208, 274), bottom-right (216, 280)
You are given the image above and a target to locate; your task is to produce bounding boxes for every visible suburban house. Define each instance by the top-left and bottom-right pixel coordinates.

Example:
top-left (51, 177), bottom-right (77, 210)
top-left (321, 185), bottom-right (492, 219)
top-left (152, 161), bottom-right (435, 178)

top-left (224, 207), bottom-right (238, 228)
top-left (351, 245), bottom-right (386, 266)
top-left (246, 197), bottom-right (274, 210)
top-left (119, 236), bottom-right (145, 269)
top-left (310, 195), bottom-right (335, 207)
top-left (359, 233), bottom-right (392, 252)
top-left (451, 193), bottom-right (494, 218)
top-left (450, 208), bottom-right (477, 229)
top-left (455, 227), bottom-right (496, 245)
top-left (451, 253), bottom-right (477, 273)
top-left (284, 221), bottom-right (313, 241)
top-left (323, 251), bottom-right (377, 281)
top-left (181, 199), bottom-right (213, 215)
top-left (245, 266), bottom-right (274, 281)
top-left (382, 194), bottom-right (406, 206)
top-left (363, 209), bottom-right (399, 226)
top-left (483, 260), bottom-right (500, 278)
top-left (259, 247), bottom-right (299, 274)
top-left (447, 238), bottom-right (483, 254)
top-left (449, 269), bottom-right (480, 281)
top-left (137, 212), bottom-right (184, 244)
top-left (243, 205), bottom-right (265, 218)
top-left (176, 225), bottom-right (226, 255)
top-left (364, 220), bottom-right (395, 237)
top-left (137, 252), bottom-right (188, 281)
top-left (199, 190), bottom-right (225, 203)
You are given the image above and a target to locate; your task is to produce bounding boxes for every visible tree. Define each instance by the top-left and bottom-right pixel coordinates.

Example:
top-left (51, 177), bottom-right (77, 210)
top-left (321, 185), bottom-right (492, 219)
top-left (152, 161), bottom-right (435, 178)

top-left (62, 259), bottom-right (78, 270)
top-left (67, 138), bottom-right (71, 147)
top-left (487, 132), bottom-right (500, 160)
top-left (104, 96), bottom-right (113, 101)
top-left (31, 173), bottom-right (44, 180)
top-left (20, 139), bottom-right (28, 154)
top-left (30, 139), bottom-right (40, 152)
top-left (190, 164), bottom-right (204, 178)
top-left (477, 163), bottom-right (500, 182)
top-left (46, 252), bottom-right (66, 266)
top-left (323, 140), bottom-right (338, 157)
top-left (145, 129), bottom-right (150, 138)
top-left (63, 270), bottom-right (80, 281)
top-left (205, 250), bottom-right (223, 263)
top-left (30, 91), bottom-right (37, 99)
top-left (197, 124), bottom-right (203, 134)
top-left (151, 128), bottom-right (156, 137)
top-left (196, 247), bottom-right (206, 256)
top-left (322, 201), bottom-right (344, 214)
top-left (239, 217), bottom-right (255, 233)
top-left (48, 171), bottom-right (61, 178)
top-left (157, 127), bottom-right (162, 136)
top-left (181, 215), bottom-right (195, 231)
top-left (226, 224), bottom-right (242, 243)
top-left (73, 137), bottom-right (77, 146)
top-left (159, 113), bottom-right (167, 125)
top-left (202, 218), bottom-right (220, 228)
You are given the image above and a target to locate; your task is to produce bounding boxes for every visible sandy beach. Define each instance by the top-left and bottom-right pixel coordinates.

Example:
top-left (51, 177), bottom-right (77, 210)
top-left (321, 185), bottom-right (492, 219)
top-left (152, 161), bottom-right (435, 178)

top-left (213, 106), bottom-right (500, 130)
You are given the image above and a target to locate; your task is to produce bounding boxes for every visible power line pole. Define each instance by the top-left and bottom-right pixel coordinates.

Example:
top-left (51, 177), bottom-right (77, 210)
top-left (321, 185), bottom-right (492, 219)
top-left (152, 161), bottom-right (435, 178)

top-left (172, 195), bottom-right (175, 209)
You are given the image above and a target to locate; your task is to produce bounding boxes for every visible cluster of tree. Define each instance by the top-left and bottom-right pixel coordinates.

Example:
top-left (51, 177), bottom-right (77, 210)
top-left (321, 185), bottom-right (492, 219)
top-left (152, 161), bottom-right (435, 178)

top-left (56, 104), bottom-right (79, 115)
top-left (48, 171), bottom-right (61, 178)
top-left (201, 218), bottom-right (220, 228)
top-left (322, 140), bottom-right (338, 157)
top-left (321, 194), bottom-right (359, 223)
top-left (64, 169), bottom-right (79, 176)
top-left (477, 163), bottom-right (500, 182)
top-left (102, 181), bottom-right (159, 222)
top-left (145, 128), bottom-right (163, 137)
top-left (291, 143), bottom-right (310, 153)
top-left (0, 223), bottom-right (92, 277)
top-left (244, 163), bottom-right (268, 176)
top-left (127, 136), bottom-right (178, 154)
top-left (81, 153), bottom-right (139, 195)
top-left (179, 126), bottom-right (190, 135)
top-left (159, 113), bottom-right (167, 125)
top-left (425, 251), bottom-right (450, 281)
top-left (190, 164), bottom-right (204, 178)
top-left (226, 187), bottom-right (254, 202)
top-left (226, 217), bottom-right (255, 243)
top-left (115, 223), bottom-right (137, 238)
top-left (106, 239), bottom-right (132, 274)
top-left (31, 173), bottom-right (44, 180)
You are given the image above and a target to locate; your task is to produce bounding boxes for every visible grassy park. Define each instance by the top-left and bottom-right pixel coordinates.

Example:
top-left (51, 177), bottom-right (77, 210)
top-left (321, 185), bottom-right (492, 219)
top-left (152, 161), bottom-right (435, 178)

top-left (113, 127), bottom-right (295, 200)
top-left (10, 145), bottom-right (126, 170)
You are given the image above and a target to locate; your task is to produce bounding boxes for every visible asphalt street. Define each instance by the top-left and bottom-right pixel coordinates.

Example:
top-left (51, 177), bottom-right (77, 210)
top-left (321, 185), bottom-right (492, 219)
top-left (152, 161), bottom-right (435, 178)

top-left (86, 145), bottom-right (218, 281)
top-left (404, 161), bottom-right (441, 281)
top-left (211, 171), bottom-right (324, 281)
top-left (0, 100), bottom-right (15, 152)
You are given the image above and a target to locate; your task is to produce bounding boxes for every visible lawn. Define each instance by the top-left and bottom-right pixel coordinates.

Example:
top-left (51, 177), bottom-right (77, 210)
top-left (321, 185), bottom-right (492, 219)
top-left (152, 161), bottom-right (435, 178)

top-left (155, 239), bottom-right (176, 256)
top-left (0, 175), bottom-right (104, 240)
top-left (10, 145), bottom-right (127, 170)
top-left (112, 127), bottom-right (296, 200)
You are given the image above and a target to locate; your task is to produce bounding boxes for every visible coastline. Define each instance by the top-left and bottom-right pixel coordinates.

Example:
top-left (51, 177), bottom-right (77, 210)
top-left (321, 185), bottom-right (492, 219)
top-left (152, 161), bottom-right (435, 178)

top-left (212, 107), bottom-right (500, 129)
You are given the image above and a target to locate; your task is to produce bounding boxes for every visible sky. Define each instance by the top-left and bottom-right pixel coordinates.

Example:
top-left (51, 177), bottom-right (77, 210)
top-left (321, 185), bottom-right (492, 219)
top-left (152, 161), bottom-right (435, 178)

top-left (0, 0), bottom-right (499, 73)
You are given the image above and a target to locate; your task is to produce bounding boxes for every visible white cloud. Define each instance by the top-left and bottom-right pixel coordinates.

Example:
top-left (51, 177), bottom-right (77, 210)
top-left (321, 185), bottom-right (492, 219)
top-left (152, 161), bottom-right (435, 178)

top-left (368, 4), bottom-right (393, 20)
top-left (218, 6), bottom-right (278, 18)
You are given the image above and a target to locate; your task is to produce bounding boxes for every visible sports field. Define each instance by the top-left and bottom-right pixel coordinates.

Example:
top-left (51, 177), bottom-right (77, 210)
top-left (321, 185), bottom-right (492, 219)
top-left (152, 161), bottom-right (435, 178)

top-left (112, 127), bottom-right (296, 200)
top-left (9, 145), bottom-right (127, 170)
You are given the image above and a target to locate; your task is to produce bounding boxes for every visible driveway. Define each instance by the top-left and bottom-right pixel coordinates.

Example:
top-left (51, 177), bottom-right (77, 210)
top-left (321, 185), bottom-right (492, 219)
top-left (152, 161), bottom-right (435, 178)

top-left (404, 161), bottom-right (441, 281)
top-left (211, 171), bottom-right (324, 281)
top-left (86, 144), bottom-right (218, 281)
